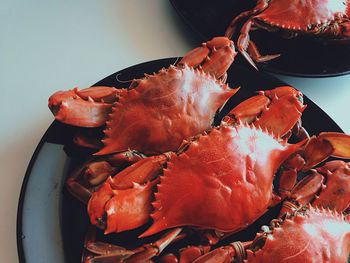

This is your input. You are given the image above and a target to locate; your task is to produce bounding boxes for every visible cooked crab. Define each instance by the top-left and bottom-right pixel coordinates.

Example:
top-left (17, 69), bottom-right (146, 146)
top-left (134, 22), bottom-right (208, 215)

top-left (48, 37), bottom-right (238, 155)
top-left (225, 0), bottom-right (350, 68)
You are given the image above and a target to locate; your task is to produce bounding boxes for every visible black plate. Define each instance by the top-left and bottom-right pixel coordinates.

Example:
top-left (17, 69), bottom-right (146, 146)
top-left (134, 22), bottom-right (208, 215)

top-left (17, 58), bottom-right (343, 263)
top-left (170, 0), bottom-right (350, 77)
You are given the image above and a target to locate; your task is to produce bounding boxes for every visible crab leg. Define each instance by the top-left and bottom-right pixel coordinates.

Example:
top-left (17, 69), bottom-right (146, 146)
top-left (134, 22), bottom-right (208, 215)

top-left (279, 170), bottom-right (325, 214)
top-left (178, 36), bottom-right (237, 80)
top-left (82, 228), bottom-right (183, 263)
top-left (193, 241), bottom-right (251, 263)
top-left (84, 243), bottom-right (135, 263)
top-left (107, 150), bottom-right (146, 167)
top-left (122, 228), bottom-right (182, 263)
top-left (81, 227), bottom-right (137, 263)
top-left (225, 0), bottom-right (270, 39)
top-left (237, 19), bottom-right (280, 69)
top-left (247, 40), bottom-right (280, 63)
top-left (83, 227), bottom-right (208, 263)
top-left (156, 245), bottom-right (211, 263)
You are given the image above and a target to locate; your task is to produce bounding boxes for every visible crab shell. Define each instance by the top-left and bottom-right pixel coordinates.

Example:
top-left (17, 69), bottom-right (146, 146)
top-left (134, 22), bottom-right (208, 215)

top-left (141, 123), bottom-right (305, 237)
top-left (96, 65), bottom-right (238, 155)
top-left (247, 206), bottom-right (350, 262)
top-left (255, 0), bottom-right (349, 31)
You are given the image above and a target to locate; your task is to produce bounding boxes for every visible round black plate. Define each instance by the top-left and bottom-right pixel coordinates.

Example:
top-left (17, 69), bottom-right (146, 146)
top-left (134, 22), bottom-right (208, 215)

top-left (17, 58), bottom-right (343, 263)
top-left (170, 0), bottom-right (350, 77)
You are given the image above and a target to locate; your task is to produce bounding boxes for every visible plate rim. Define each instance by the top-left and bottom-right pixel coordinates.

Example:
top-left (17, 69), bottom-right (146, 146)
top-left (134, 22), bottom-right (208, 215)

top-left (16, 122), bottom-right (57, 262)
top-left (16, 57), bottom-right (344, 262)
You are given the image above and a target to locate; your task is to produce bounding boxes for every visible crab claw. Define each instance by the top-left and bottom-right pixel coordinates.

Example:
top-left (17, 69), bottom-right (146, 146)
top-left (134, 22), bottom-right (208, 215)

top-left (313, 161), bottom-right (350, 212)
top-left (303, 132), bottom-right (350, 170)
top-left (103, 180), bottom-right (158, 234)
top-left (278, 132), bottom-right (350, 206)
top-left (87, 154), bottom-right (170, 232)
top-left (228, 86), bottom-right (306, 138)
top-left (178, 36), bottom-right (237, 80)
top-left (87, 178), bottom-right (159, 233)
top-left (65, 160), bottom-right (116, 204)
top-left (280, 160), bottom-right (350, 217)
top-left (48, 86), bottom-right (122, 127)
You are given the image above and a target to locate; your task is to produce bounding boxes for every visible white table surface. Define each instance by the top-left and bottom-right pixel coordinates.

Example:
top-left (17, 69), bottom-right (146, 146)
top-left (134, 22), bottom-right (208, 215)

top-left (1, 1), bottom-right (350, 262)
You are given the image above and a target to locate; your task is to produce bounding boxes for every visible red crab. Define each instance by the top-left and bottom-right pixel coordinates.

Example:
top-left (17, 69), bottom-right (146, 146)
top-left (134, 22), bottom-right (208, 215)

top-left (195, 206), bottom-right (350, 263)
top-left (195, 160), bottom-right (350, 262)
top-left (48, 37), bottom-right (238, 155)
top-left (68, 87), bottom-right (350, 262)
top-left (225, 0), bottom-right (350, 68)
